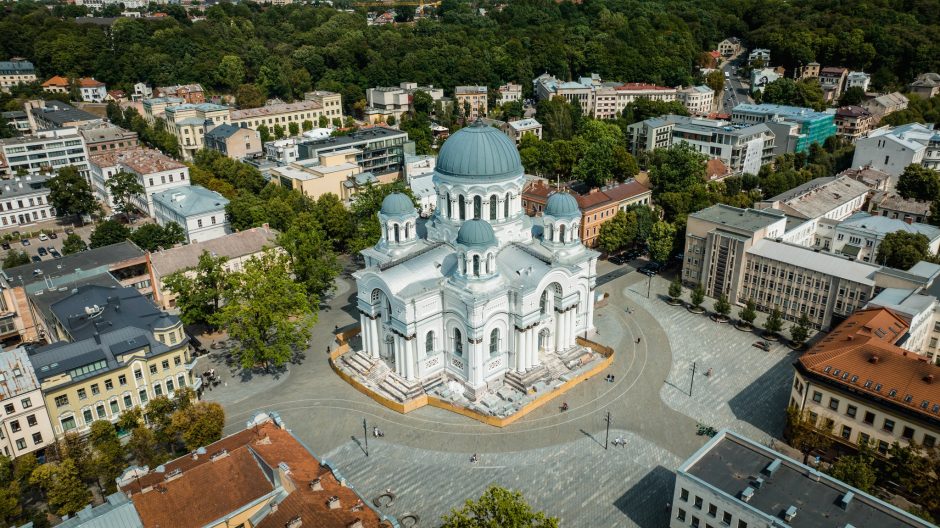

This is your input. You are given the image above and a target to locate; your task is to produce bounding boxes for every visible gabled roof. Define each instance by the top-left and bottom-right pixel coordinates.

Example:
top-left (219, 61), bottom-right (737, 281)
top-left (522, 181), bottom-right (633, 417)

top-left (150, 226), bottom-right (278, 277)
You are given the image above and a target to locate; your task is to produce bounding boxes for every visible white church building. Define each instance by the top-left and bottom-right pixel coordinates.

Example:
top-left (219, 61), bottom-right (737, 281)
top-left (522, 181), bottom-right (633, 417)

top-left (353, 122), bottom-right (599, 400)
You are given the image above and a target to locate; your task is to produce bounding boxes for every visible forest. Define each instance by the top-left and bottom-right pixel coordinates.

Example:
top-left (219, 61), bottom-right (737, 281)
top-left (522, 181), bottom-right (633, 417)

top-left (1, 0), bottom-right (938, 116)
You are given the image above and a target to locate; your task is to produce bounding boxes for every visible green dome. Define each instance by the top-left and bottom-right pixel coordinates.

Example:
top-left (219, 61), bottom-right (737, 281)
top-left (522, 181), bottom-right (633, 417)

top-left (456, 219), bottom-right (497, 248)
top-left (545, 192), bottom-right (580, 218)
top-left (436, 121), bottom-right (524, 180)
top-left (380, 193), bottom-right (416, 216)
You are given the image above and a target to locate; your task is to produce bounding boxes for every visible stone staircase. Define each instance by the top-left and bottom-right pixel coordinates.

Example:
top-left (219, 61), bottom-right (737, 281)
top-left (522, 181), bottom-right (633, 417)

top-left (543, 353), bottom-right (570, 382)
top-left (341, 351), bottom-right (375, 376)
top-left (378, 373), bottom-right (424, 402)
top-left (366, 361), bottom-right (390, 385)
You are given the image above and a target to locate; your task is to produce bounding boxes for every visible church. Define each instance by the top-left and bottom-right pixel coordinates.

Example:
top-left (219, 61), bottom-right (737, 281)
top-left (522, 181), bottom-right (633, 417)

top-left (353, 122), bottom-right (599, 400)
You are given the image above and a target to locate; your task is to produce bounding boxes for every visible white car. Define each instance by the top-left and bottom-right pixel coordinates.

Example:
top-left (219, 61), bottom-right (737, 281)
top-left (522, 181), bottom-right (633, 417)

top-left (38, 234), bottom-right (48, 241)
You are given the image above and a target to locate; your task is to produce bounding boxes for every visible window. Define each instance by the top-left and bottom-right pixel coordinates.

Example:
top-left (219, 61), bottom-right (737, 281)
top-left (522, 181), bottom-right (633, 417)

top-left (96, 404), bottom-right (106, 419)
top-left (54, 395), bottom-right (69, 408)
top-left (883, 419), bottom-right (895, 433)
top-left (105, 379), bottom-right (113, 390)
top-left (119, 375), bottom-right (127, 386)
top-left (858, 432), bottom-right (870, 447)
top-left (723, 512), bottom-right (732, 524)
top-left (902, 426), bottom-right (915, 440)
top-left (677, 509), bottom-right (687, 522)
top-left (811, 391), bottom-right (822, 403)
top-left (878, 440), bottom-right (889, 454)
top-left (3, 403), bottom-right (12, 414)
top-left (139, 389), bottom-right (148, 404)
top-left (123, 395), bottom-right (132, 408)
top-left (680, 488), bottom-right (689, 501)
top-left (178, 374), bottom-right (186, 388)
top-left (737, 522), bottom-right (747, 528)
top-left (32, 432), bottom-right (42, 445)
top-left (924, 435), bottom-right (936, 448)
top-left (841, 425), bottom-right (852, 439)
top-left (110, 400), bottom-right (119, 414)
top-left (77, 388), bottom-right (87, 400)
top-left (197, 219), bottom-right (203, 228)
top-left (174, 356), bottom-right (181, 366)
top-left (15, 439), bottom-right (26, 450)
top-left (708, 504), bottom-right (717, 517)
top-left (489, 329), bottom-right (499, 356)
top-left (425, 332), bottom-right (434, 355)
top-left (149, 365), bottom-right (157, 375)
top-left (26, 414), bottom-right (36, 427)
top-left (91, 383), bottom-right (100, 395)
top-left (453, 328), bottom-right (463, 357)
top-left (20, 398), bottom-right (31, 409)
top-left (167, 379), bottom-right (175, 393)
top-left (692, 517), bottom-right (700, 528)
top-left (694, 496), bottom-right (703, 509)
top-left (162, 359), bottom-right (170, 371)
top-left (83, 409), bottom-right (93, 423)
top-left (10, 420), bottom-right (20, 432)
top-left (863, 411), bottom-right (875, 425)
top-left (134, 369), bottom-right (142, 380)
top-left (828, 397), bottom-right (839, 410)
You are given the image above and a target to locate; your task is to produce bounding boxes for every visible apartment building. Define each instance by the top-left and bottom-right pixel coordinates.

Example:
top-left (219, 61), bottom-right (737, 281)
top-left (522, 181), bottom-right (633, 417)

top-left (627, 115), bottom-right (775, 175)
top-left (750, 68), bottom-right (782, 94)
top-left (852, 123), bottom-right (940, 178)
top-left (717, 37), bottom-right (741, 57)
top-left (203, 123), bottom-right (262, 159)
top-left (79, 124), bottom-right (139, 154)
top-left (909, 73), bottom-right (940, 99)
top-left (747, 48), bottom-right (770, 65)
top-left (1, 111), bottom-right (29, 135)
top-left (305, 90), bottom-right (343, 123)
top-left (154, 83), bottom-right (205, 104)
top-left (365, 83), bottom-right (444, 123)
top-left (152, 185), bottom-right (231, 244)
top-left (833, 105), bottom-right (875, 142)
top-left (828, 212), bottom-right (940, 263)
top-left (861, 91), bottom-right (908, 120)
top-left (88, 147), bottom-right (190, 217)
top-left (454, 85), bottom-right (488, 120)
top-left (677, 85), bottom-right (714, 116)
top-left (504, 118), bottom-right (542, 144)
top-left (0, 127), bottom-right (89, 178)
top-left (0, 347), bottom-right (55, 459)
top-left (0, 59), bottom-right (36, 91)
top-left (869, 191), bottom-right (931, 223)
top-left (731, 103), bottom-right (837, 154)
top-left (670, 428), bottom-right (933, 528)
top-left (41, 76), bottom-right (107, 102)
top-left (533, 73), bottom-right (598, 116)
top-left (32, 285), bottom-right (196, 438)
top-left (756, 175), bottom-right (870, 222)
top-left (866, 285), bottom-right (940, 361)
top-left (846, 71), bottom-right (871, 92)
top-left (295, 126), bottom-right (411, 176)
top-left (593, 83), bottom-right (679, 120)
top-left (790, 307), bottom-right (940, 455)
top-left (818, 67), bottom-right (848, 102)
top-left (496, 83), bottom-right (523, 105)
top-left (230, 100), bottom-right (333, 133)
top-left (271, 148), bottom-right (379, 205)
top-left (0, 174), bottom-right (56, 228)
top-left (141, 96), bottom-right (185, 124)
top-left (163, 103), bottom-right (231, 160)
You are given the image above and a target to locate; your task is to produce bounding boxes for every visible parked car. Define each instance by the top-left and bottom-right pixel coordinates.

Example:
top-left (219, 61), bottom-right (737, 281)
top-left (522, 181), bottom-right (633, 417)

top-left (20, 238), bottom-right (29, 247)
top-left (38, 234), bottom-right (48, 242)
top-left (37, 247), bottom-right (47, 256)
top-left (48, 232), bottom-right (58, 239)
top-left (640, 262), bottom-right (662, 276)
top-left (50, 249), bottom-right (62, 259)
top-left (0, 242), bottom-right (9, 250)
top-left (30, 255), bottom-right (41, 263)
top-left (609, 254), bottom-right (627, 265)
top-left (65, 228), bottom-right (74, 235)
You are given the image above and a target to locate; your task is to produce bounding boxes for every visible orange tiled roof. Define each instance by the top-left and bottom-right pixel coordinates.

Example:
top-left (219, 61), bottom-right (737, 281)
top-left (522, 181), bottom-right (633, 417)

top-left (798, 308), bottom-right (940, 420)
top-left (78, 77), bottom-right (105, 87)
top-left (706, 158), bottom-right (730, 178)
top-left (601, 180), bottom-right (650, 202)
top-left (42, 75), bottom-right (69, 88)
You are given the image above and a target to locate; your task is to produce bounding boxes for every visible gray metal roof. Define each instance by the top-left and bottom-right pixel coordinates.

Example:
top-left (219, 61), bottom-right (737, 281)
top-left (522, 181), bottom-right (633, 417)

top-left (2, 241), bottom-right (144, 285)
top-left (0, 347), bottom-right (40, 399)
top-left (747, 239), bottom-right (879, 285)
top-left (152, 185), bottom-right (228, 218)
top-left (435, 121), bottom-right (523, 180)
top-left (32, 102), bottom-right (100, 127)
top-left (0, 174), bottom-right (51, 200)
top-left (49, 284), bottom-right (180, 342)
top-left (204, 123), bottom-right (244, 140)
top-left (689, 204), bottom-right (785, 233)
top-left (56, 492), bottom-right (143, 528)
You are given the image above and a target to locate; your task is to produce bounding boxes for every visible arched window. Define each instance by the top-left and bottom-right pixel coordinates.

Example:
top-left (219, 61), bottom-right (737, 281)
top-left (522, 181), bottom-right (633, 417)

top-left (546, 224), bottom-right (553, 241)
top-left (459, 195), bottom-right (466, 220)
top-left (425, 331), bottom-right (434, 355)
top-left (489, 328), bottom-right (499, 356)
top-left (404, 223), bottom-right (410, 239)
top-left (540, 290), bottom-right (549, 315)
top-left (446, 193), bottom-right (452, 218)
top-left (559, 224), bottom-right (566, 243)
top-left (473, 196), bottom-right (482, 219)
top-left (504, 192), bottom-right (510, 218)
top-left (489, 194), bottom-right (498, 220)
top-left (393, 224), bottom-right (400, 242)
top-left (454, 328), bottom-right (463, 356)
top-left (473, 255), bottom-right (481, 276)
top-left (371, 289), bottom-right (381, 304)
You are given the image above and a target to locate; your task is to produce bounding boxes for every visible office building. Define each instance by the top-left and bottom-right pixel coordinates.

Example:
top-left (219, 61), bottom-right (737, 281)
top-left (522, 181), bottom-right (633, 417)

top-left (0, 347), bottom-right (55, 458)
top-left (0, 127), bottom-right (90, 178)
top-left (731, 103), bottom-right (837, 154)
top-left (852, 123), bottom-right (940, 178)
top-left (827, 212), bottom-right (940, 263)
top-left (152, 185), bottom-right (230, 244)
top-left (271, 148), bottom-right (390, 205)
top-left (296, 126), bottom-right (411, 176)
top-left (162, 103), bottom-right (232, 160)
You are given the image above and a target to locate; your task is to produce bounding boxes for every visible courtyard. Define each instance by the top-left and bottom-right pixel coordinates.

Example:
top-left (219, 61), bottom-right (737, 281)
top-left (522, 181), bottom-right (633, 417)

top-left (207, 261), bottom-right (803, 527)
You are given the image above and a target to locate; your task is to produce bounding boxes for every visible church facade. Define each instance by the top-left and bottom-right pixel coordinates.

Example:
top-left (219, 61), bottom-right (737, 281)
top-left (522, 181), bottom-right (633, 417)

top-left (353, 122), bottom-right (599, 396)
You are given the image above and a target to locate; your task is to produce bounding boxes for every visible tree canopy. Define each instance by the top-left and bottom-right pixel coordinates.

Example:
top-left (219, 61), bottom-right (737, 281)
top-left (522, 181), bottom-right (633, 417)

top-left (876, 231), bottom-right (935, 270)
top-left (441, 486), bottom-right (558, 528)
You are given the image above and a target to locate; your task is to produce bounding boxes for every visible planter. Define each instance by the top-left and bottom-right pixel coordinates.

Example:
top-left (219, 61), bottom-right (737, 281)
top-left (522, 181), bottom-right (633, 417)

top-left (734, 322), bottom-right (753, 332)
top-left (763, 332), bottom-right (780, 341)
top-left (688, 306), bottom-right (706, 314)
top-left (711, 315), bottom-right (730, 323)
top-left (667, 298), bottom-right (683, 306)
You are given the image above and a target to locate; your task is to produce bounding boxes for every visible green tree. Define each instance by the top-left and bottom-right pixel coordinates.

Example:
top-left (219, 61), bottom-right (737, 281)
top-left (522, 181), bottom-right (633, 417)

top-left (764, 307), bottom-right (784, 335)
top-left (169, 401), bottom-right (225, 451)
top-left (164, 250), bottom-right (230, 326)
top-left (235, 83), bottom-right (266, 109)
top-left (128, 426), bottom-right (164, 469)
top-left (0, 482), bottom-right (20, 526)
top-left (621, 97), bottom-right (689, 124)
top-left (790, 312), bottom-right (811, 345)
top-left (273, 124), bottom-right (286, 140)
top-left (739, 298), bottom-right (757, 326)
top-left (302, 120), bottom-right (313, 131)
top-left (690, 284), bottom-right (705, 309)
top-left (441, 485), bottom-right (558, 528)
top-left (668, 278), bottom-right (682, 301)
top-left (62, 233), bottom-right (88, 255)
top-left (647, 220), bottom-right (676, 263)
top-left (257, 124), bottom-right (271, 143)
top-left (705, 70), bottom-right (725, 94)
top-left (130, 222), bottom-right (185, 251)
top-left (839, 86), bottom-right (866, 106)
top-left (648, 143), bottom-right (707, 195)
top-left (88, 420), bottom-right (124, 493)
top-left (215, 250), bottom-right (315, 368)
top-left (714, 294), bottom-right (731, 318)
top-left (596, 210), bottom-right (637, 255)
top-left (30, 459), bottom-right (90, 517)
top-left (876, 231), bottom-right (932, 269)
top-left (318, 115), bottom-right (329, 128)
top-left (761, 78), bottom-right (826, 111)
top-left (105, 170), bottom-right (145, 217)
top-left (47, 166), bottom-right (99, 223)
top-left (897, 165), bottom-right (940, 202)
top-left (3, 250), bottom-right (30, 269)
top-left (313, 193), bottom-right (355, 250)
top-left (536, 96), bottom-right (580, 141)
top-left (216, 55), bottom-right (246, 92)
top-left (785, 406), bottom-right (833, 464)
top-left (89, 220), bottom-right (131, 248)
top-left (279, 212), bottom-right (341, 302)
top-left (828, 454), bottom-right (877, 491)
top-left (288, 121), bottom-right (300, 137)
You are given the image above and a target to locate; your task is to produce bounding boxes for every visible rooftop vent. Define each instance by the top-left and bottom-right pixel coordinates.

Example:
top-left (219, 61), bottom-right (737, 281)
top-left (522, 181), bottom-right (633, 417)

top-left (925, 374), bottom-right (935, 384)
top-left (210, 449), bottom-right (229, 461)
top-left (278, 462), bottom-right (291, 474)
top-left (310, 478), bottom-right (323, 491)
top-left (285, 516), bottom-right (302, 528)
top-left (741, 486), bottom-right (755, 502)
top-left (165, 468), bottom-right (182, 481)
top-left (763, 458), bottom-right (782, 477)
top-left (753, 477), bottom-right (764, 489)
top-left (869, 354), bottom-right (880, 364)
top-left (784, 505), bottom-right (798, 522)
top-left (839, 491), bottom-right (855, 510)
top-left (327, 496), bottom-right (341, 510)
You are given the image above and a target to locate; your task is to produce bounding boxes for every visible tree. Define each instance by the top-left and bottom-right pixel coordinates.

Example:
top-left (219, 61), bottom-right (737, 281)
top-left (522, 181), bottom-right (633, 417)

top-left (668, 278), bottom-right (682, 301)
top-left (596, 210), bottom-right (637, 255)
top-left (764, 307), bottom-right (784, 335)
top-left (164, 250), bottom-right (229, 326)
top-left (88, 421), bottom-right (124, 493)
top-left (214, 250), bottom-right (315, 368)
top-left (169, 401), bottom-right (225, 451)
top-left (130, 222), bottom-right (185, 251)
top-left (30, 459), bottom-right (90, 516)
top-left (536, 96), bottom-right (580, 141)
top-left (739, 298), bottom-right (757, 327)
top-left (876, 231), bottom-right (932, 269)
top-left (704, 70), bottom-right (725, 94)
top-left (318, 115), bottom-right (329, 128)
top-left (828, 454), bottom-right (877, 491)
top-left (302, 120), bottom-right (313, 131)
top-left (761, 78), bottom-right (826, 111)
top-left (235, 84), bottom-right (266, 109)
top-left (648, 143), bottom-right (707, 195)
top-left (714, 294), bottom-right (731, 318)
top-left (790, 313), bottom-right (811, 345)
top-left (839, 86), bottom-right (866, 106)
top-left (690, 284), bottom-right (705, 309)
top-left (89, 220), bottom-right (131, 248)
top-left (105, 171), bottom-right (145, 217)
top-left (288, 121), bottom-right (300, 137)
top-left (128, 426), bottom-right (164, 469)
top-left (412, 90), bottom-right (434, 115)
top-left (3, 250), bottom-right (30, 269)
top-left (273, 124), bottom-right (286, 140)
top-left (216, 55), bottom-right (245, 92)
top-left (897, 165), bottom-right (940, 202)
top-left (441, 485), bottom-right (558, 528)
top-left (647, 221), bottom-right (676, 263)
top-left (621, 97), bottom-right (689, 124)
top-left (144, 396), bottom-right (177, 445)
top-left (0, 482), bottom-right (20, 526)
top-left (47, 166), bottom-right (99, 223)
top-left (279, 212), bottom-right (341, 302)
top-left (61, 233), bottom-right (88, 255)
top-left (785, 406), bottom-right (832, 464)
top-left (257, 124), bottom-right (272, 143)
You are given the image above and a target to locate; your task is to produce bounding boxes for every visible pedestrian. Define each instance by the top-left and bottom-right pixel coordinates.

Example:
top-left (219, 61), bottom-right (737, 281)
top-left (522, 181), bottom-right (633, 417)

top-left (327, 345), bottom-right (331, 354)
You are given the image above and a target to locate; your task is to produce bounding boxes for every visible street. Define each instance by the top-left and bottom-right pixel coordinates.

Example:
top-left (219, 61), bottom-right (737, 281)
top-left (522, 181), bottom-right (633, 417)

top-left (719, 51), bottom-right (754, 113)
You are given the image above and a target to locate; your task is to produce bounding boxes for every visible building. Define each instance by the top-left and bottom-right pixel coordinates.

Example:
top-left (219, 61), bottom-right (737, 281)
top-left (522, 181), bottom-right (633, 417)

top-left (852, 123), bottom-right (940, 178)
top-left (365, 83), bottom-right (444, 123)
top-left (0, 173), bottom-right (56, 228)
top-left (79, 123), bottom-right (139, 154)
top-left (731, 103), bottom-right (837, 154)
top-left (749, 67), bottom-right (782, 94)
top-left (496, 83), bottom-right (523, 105)
top-left (756, 175), bottom-right (870, 222)
top-left (627, 115), bottom-right (775, 175)
top-left (830, 212), bottom-right (940, 263)
top-left (909, 73), bottom-right (940, 99)
top-left (677, 85), bottom-right (714, 115)
top-left (523, 179), bottom-right (653, 248)
top-left (717, 37), bottom-right (741, 57)
top-left (592, 83), bottom-right (679, 120)
top-left (149, 226), bottom-right (278, 310)
top-left (533, 73), bottom-right (599, 116)
top-left (0, 127), bottom-right (90, 178)
top-left (0, 59), bottom-right (36, 92)
top-left (839, 166), bottom-right (892, 192)
top-left (791, 307), bottom-right (940, 454)
top-left (794, 61), bottom-right (821, 80)
top-left (818, 67), bottom-right (848, 102)
top-left (203, 123), bottom-right (262, 159)
top-left (833, 105), bottom-right (875, 142)
top-left (865, 286), bottom-right (940, 361)
top-left (503, 118), bottom-right (542, 144)
top-left (162, 102), bottom-right (232, 160)
top-left (295, 126), bottom-right (411, 176)
top-left (230, 100), bottom-right (336, 133)
top-left (88, 147), bottom-right (190, 216)
top-left (455, 85), bottom-right (489, 120)
top-left (131, 82), bottom-right (152, 101)
top-left (270, 148), bottom-right (381, 205)
top-left (31, 285), bottom-right (197, 438)
top-left (140, 96), bottom-right (185, 124)
top-left (869, 191), bottom-right (931, 223)
top-left (1, 111), bottom-right (29, 134)
top-left (747, 48), bottom-right (770, 65)
top-left (152, 185), bottom-right (230, 244)
top-left (26, 100), bottom-right (102, 131)
top-left (861, 91), bottom-right (909, 120)
top-left (119, 412), bottom-right (391, 528)
top-left (0, 347), bottom-right (55, 458)
top-left (353, 123), bottom-right (599, 396)
top-left (41, 76), bottom-right (107, 102)
top-left (155, 83), bottom-right (205, 104)
top-left (846, 71), bottom-right (871, 92)
top-left (670, 428), bottom-right (934, 528)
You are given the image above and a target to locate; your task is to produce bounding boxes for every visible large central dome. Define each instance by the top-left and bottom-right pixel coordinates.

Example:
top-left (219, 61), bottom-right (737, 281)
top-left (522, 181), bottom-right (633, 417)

top-left (436, 121), bottom-right (524, 180)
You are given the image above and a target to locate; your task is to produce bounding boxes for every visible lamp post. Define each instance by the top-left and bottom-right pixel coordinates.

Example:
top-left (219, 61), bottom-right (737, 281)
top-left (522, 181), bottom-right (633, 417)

top-left (689, 361), bottom-right (697, 397)
top-left (363, 418), bottom-right (369, 457)
top-left (604, 411), bottom-right (611, 450)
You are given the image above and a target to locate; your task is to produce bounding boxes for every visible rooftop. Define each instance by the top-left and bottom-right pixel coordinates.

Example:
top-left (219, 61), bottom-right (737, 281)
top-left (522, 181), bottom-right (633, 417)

top-left (616, 83), bottom-right (674, 91)
top-left (1, 241), bottom-right (144, 285)
top-left (79, 124), bottom-right (137, 144)
top-left (152, 185), bottom-right (229, 218)
top-left (688, 204), bottom-right (785, 233)
top-left (0, 174), bottom-right (52, 200)
top-left (762, 175), bottom-right (871, 219)
top-left (835, 105), bottom-right (872, 118)
top-left (508, 118), bottom-right (541, 131)
top-left (48, 284), bottom-right (180, 342)
top-left (682, 429), bottom-right (934, 528)
top-left (204, 123), bottom-right (247, 140)
top-left (0, 59), bottom-right (34, 73)
top-left (301, 126), bottom-right (406, 151)
top-left (57, 492), bottom-right (142, 528)
top-left (871, 191), bottom-right (932, 216)
top-left (149, 226), bottom-right (278, 278)
top-left (732, 103), bottom-right (834, 123)
top-left (840, 212), bottom-right (940, 240)
top-left (231, 100), bottom-right (323, 121)
top-left (89, 147), bottom-right (186, 174)
top-left (30, 101), bottom-right (100, 126)
top-left (798, 307), bottom-right (940, 423)
top-left (0, 347), bottom-right (40, 399)
top-left (747, 239), bottom-right (880, 285)
top-left (455, 85), bottom-right (487, 94)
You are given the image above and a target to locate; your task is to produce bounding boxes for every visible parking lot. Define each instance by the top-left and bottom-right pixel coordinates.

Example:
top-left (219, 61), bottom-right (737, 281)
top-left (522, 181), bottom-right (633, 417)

top-left (0, 223), bottom-right (95, 264)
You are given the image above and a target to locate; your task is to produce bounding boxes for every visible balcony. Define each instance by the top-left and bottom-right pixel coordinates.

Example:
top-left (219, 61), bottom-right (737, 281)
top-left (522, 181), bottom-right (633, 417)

top-left (184, 357), bottom-right (198, 371)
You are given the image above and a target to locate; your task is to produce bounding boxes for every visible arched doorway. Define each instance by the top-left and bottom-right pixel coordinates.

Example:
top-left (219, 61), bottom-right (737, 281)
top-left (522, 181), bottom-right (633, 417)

top-left (538, 328), bottom-right (551, 353)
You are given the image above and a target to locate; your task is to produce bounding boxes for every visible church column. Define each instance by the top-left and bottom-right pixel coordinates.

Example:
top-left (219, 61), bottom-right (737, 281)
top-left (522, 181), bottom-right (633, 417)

top-left (556, 312), bottom-right (566, 353)
top-left (523, 329), bottom-right (533, 370)
top-left (568, 309), bottom-right (578, 348)
top-left (405, 336), bottom-right (415, 381)
top-left (515, 329), bottom-right (525, 372)
top-left (585, 291), bottom-right (595, 337)
top-left (529, 328), bottom-right (539, 368)
top-left (395, 334), bottom-right (404, 376)
top-left (360, 314), bottom-right (371, 355)
top-left (370, 318), bottom-right (380, 359)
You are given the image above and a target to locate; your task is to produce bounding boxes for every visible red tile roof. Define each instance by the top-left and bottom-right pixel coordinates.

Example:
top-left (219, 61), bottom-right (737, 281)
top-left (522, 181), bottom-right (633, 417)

top-left (798, 308), bottom-right (940, 421)
top-left (41, 75), bottom-right (69, 88)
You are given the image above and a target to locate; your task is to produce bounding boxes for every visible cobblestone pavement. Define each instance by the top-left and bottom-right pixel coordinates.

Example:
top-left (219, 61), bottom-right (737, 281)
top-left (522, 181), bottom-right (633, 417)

top-left (627, 275), bottom-right (800, 444)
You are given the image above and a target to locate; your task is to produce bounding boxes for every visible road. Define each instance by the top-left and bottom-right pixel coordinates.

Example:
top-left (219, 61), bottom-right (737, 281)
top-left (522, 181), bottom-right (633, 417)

top-left (719, 52), bottom-right (754, 113)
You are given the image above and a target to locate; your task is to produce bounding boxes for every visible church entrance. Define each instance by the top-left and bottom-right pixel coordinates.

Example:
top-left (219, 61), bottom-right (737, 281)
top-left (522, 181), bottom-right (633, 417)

top-left (538, 328), bottom-right (551, 354)
top-left (383, 334), bottom-right (395, 366)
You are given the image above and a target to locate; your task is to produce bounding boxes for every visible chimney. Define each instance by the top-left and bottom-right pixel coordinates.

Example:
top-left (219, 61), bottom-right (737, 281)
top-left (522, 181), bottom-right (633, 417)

top-left (869, 354), bottom-right (880, 364)
top-left (309, 478), bottom-right (323, 491)
top-left (327, 496), bottom-right (340, 510)
top-left (925, 374), bottom-right (935, 384)
top-left (904, 216), bottom-right (913, 224)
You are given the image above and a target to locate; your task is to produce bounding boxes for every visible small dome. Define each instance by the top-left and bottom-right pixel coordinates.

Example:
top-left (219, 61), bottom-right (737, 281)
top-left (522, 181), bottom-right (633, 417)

top-left (380, 193), bottom-right (415, 216)
top-left (456, 219), bottom-right (497, 248)
top-left (436, 121), bottom-right (524, 180)
top-left (545, 192), bottom-right (580, 218)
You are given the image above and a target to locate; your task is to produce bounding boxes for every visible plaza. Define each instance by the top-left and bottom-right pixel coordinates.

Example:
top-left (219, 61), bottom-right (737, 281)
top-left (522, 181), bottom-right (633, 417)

top-left (208, 261), bottom-right (801, 526)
